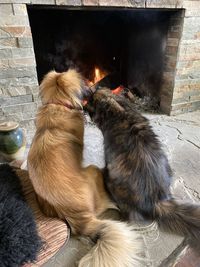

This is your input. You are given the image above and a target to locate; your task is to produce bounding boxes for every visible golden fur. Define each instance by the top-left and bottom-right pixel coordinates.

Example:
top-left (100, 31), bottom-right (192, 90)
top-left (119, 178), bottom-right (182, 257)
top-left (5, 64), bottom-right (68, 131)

top-left (28, 69), bottom-right (143, 267)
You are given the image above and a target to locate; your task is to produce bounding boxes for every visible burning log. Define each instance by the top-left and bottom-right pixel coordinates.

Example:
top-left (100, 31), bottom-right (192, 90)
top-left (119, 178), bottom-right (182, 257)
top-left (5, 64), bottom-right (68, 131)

top-left (89, 71), bottom-right (121, 92)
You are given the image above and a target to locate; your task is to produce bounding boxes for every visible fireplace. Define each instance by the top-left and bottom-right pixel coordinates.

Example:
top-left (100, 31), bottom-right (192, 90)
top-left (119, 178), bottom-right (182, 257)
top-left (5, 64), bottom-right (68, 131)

top-left (0, 0), bottom-right (200, 140)
top-left (28, 7), bottom-right (178, 107)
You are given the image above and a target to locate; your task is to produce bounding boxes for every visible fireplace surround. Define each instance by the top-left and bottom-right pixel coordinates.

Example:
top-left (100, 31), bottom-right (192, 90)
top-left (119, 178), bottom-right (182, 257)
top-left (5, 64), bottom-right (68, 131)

top-left (0, 0), bottom-right (200, 138)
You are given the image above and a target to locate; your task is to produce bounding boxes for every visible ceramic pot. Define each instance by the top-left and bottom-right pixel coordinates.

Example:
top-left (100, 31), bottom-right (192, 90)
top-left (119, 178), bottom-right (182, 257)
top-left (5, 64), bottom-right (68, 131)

top-left (0, 121), bottom-right (26, 161)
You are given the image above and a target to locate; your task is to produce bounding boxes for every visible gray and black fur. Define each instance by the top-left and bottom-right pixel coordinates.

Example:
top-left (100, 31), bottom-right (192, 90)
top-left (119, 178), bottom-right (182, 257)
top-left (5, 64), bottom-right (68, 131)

top-left (85, 88), bottom-right (200, 251)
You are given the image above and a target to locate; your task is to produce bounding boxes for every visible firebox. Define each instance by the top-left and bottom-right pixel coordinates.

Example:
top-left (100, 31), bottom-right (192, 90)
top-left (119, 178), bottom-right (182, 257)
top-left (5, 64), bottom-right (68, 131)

top-left (27, 6), bottom-right (182, 108)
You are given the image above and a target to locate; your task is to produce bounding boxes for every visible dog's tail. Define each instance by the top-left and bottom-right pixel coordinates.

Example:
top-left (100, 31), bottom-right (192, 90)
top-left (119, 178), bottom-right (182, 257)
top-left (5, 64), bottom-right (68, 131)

top-left (154, 199), bottom-right (200, 248)
top-left (78, 218), bottom-right (143, 267)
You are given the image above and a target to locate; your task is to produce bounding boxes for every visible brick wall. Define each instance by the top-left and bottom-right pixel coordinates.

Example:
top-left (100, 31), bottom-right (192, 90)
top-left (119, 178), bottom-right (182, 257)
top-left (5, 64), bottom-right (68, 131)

top-left (0, 0), bottom-right (200, 140)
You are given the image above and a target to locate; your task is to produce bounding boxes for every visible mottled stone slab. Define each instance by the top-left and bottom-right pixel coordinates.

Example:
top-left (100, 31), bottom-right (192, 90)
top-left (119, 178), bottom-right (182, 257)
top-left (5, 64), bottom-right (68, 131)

top-left (174, 78), bottom-right (200, 93)
top-left (176, 60), bottom-right (200, 79)
top-left (146, 0), bottom-right (183, 8)
top-left (0, 26), bottom-right (32, 38)
top-left (0, 94), bottom-right (33, 106)
top-left (0, 76), bottom-right (38, 87)
top-left (171, 101), bottom-right (200, 115)
top-left (30, 0), bottom-right (56, 4)
top-left (82, 0), bottom-right (99, 5)
top-left (178, 43), bottom-right (200, 61)
top-left (181, 17), bottom-right (200, 41)
top-left (173, 90), bottom-right (200, 104)
top-left (12, 4), bottom-right (27, 15)
top-left (0, 15), bottom-right (29, 26)
top-left (0, 66), bottom-right (37, 79)
top-left (0, 0), bottom-right (30, 3)
top-left (0, 58), bottom-right (36, 69)
top-left (99, 0), bottom-right (145, 7)
top-left (2, 47), bottom-right (34, 59)
top-left (2, 102), bottom-right (37, 115)
top-left (1, 86), bottom-right (31, 96)
top-left (0, 112), bottom-right (23, 122)
top-left (0, 3), bottom-right (13, 15)
top-left (184, 1), bottom-right (200, 17)
top-left (0, 38), bottom-right (18, 49)
top-left (55, 0), bottom-right (82, 5)
top-left (17, 37), bottom-right (33, 48)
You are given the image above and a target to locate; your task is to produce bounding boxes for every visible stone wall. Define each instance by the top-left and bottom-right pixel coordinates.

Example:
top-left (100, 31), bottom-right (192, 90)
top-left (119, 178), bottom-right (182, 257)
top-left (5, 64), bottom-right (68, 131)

top-left (159, 0), bottom-right (200, 115)
top-left (0, 0), bottom-right (200, 139)
top-left (0, 2), bottom-right (38, 141)
top-left (171, 1), bottom-right (200, 114)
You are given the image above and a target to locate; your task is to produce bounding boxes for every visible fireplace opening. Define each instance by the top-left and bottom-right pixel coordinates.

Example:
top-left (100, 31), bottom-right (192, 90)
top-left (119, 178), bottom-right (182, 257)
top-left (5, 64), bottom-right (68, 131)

top-left (27, 6), bottom-right (181, 110)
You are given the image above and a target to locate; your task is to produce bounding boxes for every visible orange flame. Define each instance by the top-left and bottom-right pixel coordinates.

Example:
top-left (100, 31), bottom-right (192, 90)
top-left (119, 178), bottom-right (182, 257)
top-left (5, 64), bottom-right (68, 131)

top-left (87, 67), bottom-right (107, 86)
top-left (94, 67), bottom-right (105, 84)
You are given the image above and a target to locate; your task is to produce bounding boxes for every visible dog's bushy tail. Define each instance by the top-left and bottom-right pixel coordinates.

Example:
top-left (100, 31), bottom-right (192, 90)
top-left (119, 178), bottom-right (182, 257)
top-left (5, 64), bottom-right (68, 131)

top-left (155, 199), bottom-right (200, 248)
top-left (78, 218), bottom-right (143, 267)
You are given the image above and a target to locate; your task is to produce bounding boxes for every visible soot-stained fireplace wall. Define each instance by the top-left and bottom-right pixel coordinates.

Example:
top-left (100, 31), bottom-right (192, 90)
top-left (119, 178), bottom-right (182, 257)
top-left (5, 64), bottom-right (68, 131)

top-left (28, 7), bottom-right (174, 104)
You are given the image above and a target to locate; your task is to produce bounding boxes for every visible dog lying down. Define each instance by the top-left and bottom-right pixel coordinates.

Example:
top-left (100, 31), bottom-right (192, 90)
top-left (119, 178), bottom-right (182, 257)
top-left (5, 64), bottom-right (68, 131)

top-left (85, 88), bottom-right (200, 253)
top-left (27, 70), bottom-right (144, 267)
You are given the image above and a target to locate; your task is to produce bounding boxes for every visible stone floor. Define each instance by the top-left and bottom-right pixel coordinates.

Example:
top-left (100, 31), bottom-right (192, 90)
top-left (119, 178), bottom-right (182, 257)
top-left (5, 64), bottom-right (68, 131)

top-left (41, 110), bottom-right (200, 267)
top-left (2, 109), bottom-right (199, 266)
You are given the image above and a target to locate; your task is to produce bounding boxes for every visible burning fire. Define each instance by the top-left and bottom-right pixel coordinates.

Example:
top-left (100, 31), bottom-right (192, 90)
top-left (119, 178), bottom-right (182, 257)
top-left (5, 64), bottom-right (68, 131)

top-left (88, 67), bottom-right (107, 86)
top-left (93, 67), bottom-right (106, 84)
top-left (86, 67), bottom-right (124, 96)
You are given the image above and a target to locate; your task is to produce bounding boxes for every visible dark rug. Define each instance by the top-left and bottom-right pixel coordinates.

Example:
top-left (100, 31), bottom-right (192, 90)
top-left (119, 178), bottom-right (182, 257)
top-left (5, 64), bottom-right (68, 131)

top-left (0, 164), bottom-right (42, 267)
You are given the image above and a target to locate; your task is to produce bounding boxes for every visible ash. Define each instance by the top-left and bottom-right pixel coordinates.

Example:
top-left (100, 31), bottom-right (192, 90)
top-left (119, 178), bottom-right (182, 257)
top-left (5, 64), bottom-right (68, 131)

top-left (128, 95), bottom-right (159, 113)
top-left (121, 89), bottom-right (160, 113)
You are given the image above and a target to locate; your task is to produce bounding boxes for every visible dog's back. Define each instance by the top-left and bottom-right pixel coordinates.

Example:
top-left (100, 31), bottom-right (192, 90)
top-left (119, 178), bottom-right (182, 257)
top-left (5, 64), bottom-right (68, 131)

top-left (28, 69), bottom-right (86, 217)
top-left (28, 103), bottom-right (85, 215)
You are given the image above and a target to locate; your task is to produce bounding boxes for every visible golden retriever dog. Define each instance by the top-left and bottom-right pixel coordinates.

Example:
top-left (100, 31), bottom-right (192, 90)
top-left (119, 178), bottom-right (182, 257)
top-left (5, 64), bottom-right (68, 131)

top-left (27, 69), bottom-right (142, 267)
